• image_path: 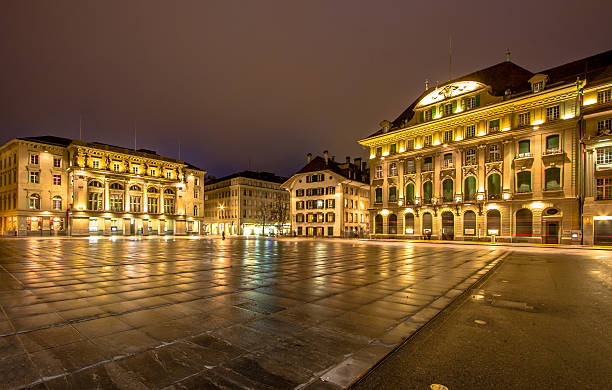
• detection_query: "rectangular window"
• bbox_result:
[533,81,544,93]
[53,174,61,185]
[194,189,199,198]
[546,134,560,153]
[53,157,61,168]
[88,192,103,211]
[406,139,414,150]
[30,154,39,165]
[546,106,560,121]
[150,169,156,176]
[375,166,383,178]
[423,156,433,171]
[193,205,198,217]
[465,125,476,138]
[465,148,477,165]
[389,186,397,202]
[148,197,159,213]
[465,97,476,110]
[424,110,432,121]
[166,171,172,179]
[596,148,612,165]
[92,160,100,169]
[597,119,612,134]
[489,144,501,161]
[444,104,453,116]
[443,153,453,168]
[489,119,500,132]
[406,159,415,173]
[132,166,139,174]
[376,147,382,157]
[598,89,612,104]
[596,178,612,200]
[327,227,334,236]
[518,112,531,127]
[444,130,453,143]
[389,163,397,176]
[110,194,124,212]
[113,163,120,172]
[518,140,531,157]
[130,196,142,212]
[52,197,62,210]
[164,198,175,214]
[390,144,397,154]
[30,171,39,183]
[424,135,432,147]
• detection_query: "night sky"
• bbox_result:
[1,1,610,177]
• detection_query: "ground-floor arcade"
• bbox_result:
[369,199,581,244]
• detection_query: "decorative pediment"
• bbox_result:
[421,171,433,182]
[416,81,485,107]
[404,174,416,183]
[462,166,478,177]
[440,168,456,180]
[485,161,503,176]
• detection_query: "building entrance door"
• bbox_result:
[544,221,559,244]
[441,211,454,240]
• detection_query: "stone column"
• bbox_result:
[143,185,148,213]
[503,140,514,192]
[104,180,110,211]
[477,145,487,193]
[160,188,165,214]
[415,157,422,201]
[455,148,462,199]
[398,159,405,201]
[124,181,129,212]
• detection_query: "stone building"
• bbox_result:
[203,171,289,236]
[0,136,205,236]
[359,50,612,244]
[282,152,370,237]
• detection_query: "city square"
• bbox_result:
[0,237,508,389]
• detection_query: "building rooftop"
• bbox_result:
[294,156,369,184]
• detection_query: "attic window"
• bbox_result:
[533,81,544,93]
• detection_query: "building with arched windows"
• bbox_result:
[0,136,205,236]
[359,50,612,244]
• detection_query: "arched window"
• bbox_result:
[464,176,477,201]
[109,182,124,190]
[486,209,501,235]
[52,196,62,210]
[405,182,415,202]
[164,188,175,195]
[147,187,159,193]
[389,186,397,202]
[487,173,501,200]
[441,211,454,239]
[545,167,561,190]
[442,179,453,202]
[129,185,142,192]
[405,213,414,234]
[29,194,40,209]
[88,180,103,188]
[423,181,433,204]
[422,212,433,232]
[516,209,533,237]
[463,210,476,235]
[517,171,531,193]
[388,214,397,234]
[375,188,383,203]
[375,214,383,234]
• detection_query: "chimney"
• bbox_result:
[332,155,336,162]
[354,157,362,169]
[307,153,312,163]
[425,79,429,90]
[505,48,511,62]
[323,150,329,164]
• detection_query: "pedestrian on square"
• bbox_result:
[222,231,225,240]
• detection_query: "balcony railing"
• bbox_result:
[423,163,433,171]
[544,148,562,155]
[442,161,454,169]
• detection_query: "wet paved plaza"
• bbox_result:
[0,237,507,389]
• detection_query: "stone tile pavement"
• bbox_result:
[0,237,507,389]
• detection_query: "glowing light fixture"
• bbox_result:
[382,151,389,156]
[563,113,575,119]
[370,154,375,159]
[583,98,597,106]
[398,147,405,153]
[502,127,510,131]
[455,135,463,141]
[532,119,544,125]
[530,201,545,209]
[433,139,441,146]
[503,193,511,200]
[381,209,390,216]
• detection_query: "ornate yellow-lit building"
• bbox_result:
[203,171,290,236]
[0,136,205,236]
[359,50,612,244]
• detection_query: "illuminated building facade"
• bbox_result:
[0,136,205,236]
[359,50,612,244]
[203,171,289,236]
[282,152,370,237]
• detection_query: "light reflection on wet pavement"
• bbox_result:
[0,237,507,389]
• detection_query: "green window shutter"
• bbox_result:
[519,140,530,154]
[461,99,466,111]
[423,181,433,201]
[406,183,414,201]
[443,179,453,201]
[432,107,436,117]
[420,111,424,122]
[465,176,476,200]
[452,101,457,113]
[517,171,531,192]
[475,95,480,107]
[546,135,559,150]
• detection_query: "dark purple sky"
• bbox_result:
[1,1,610,177]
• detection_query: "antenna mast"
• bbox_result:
[448,34,452,81]
[79,114,83,140]
[133,121,137,150]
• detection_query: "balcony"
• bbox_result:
[423,163,434,172]
[515,152,532,159]
[442,161,454,169]
[543,148,563,156]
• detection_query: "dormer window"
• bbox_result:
[444,103,453,116]
[533,81,544,93]
[424,110,432,121]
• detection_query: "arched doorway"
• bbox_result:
[375,214,383,234]
[388,214,397,234]
[486,209,501,236]
[516,209,533,239]
[441,211,454,240]
[464,210,476,237]
[422,212,433,238]
[405,213,415,234]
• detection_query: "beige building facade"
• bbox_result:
[203,171,289,236]
[359,51,612,244]
[282,152,370,237]
[0,136,205,236]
